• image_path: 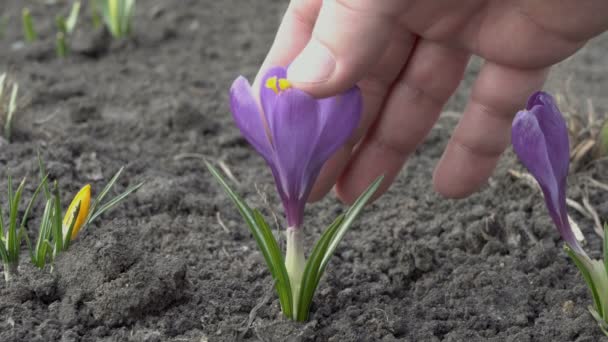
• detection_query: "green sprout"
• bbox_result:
[26,155,144,269]
[22,8,37,42]
[55,1,81,58]
[0,176,46,282]
[598,120,608,158]
[0,73,19,143]
[207,163,381,320]
[95,0,136,39]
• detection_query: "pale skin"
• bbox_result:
[255,0,608,204]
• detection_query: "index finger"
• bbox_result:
[252,0,321,91]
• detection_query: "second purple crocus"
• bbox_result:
[511,91,585,255]
[229,66,362,229]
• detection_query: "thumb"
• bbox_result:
[287,0,404,97]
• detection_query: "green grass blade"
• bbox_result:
[85,167,124,225]
[33,198,53,267]
[19,224,34,264]
[566,245,603,315]
[319,177,382,272]
[206,161,293,318]
[296,176,382,321]
[0,191,5,241]
[252,209,293,317]
[87,181,143,224]
[0,73,6,99]
[296,214,344,321]
[22,8,37,42]
[5,83,18,143]
[0,242,8,265]
[8,178,26,262]
[37,151,51,200]
[56,32,68,58]
[604,224,608,277]
[56,15,67,34]
[19,174,48,229]
[52,182,63,252]
[66,1,81,34]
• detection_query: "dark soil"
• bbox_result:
[1,1,607,341]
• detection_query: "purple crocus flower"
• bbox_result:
[512,91,584,254]
[229,66,362,228]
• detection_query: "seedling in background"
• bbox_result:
[27,155,144,269]
[0,176,46,282]
[0,73,19,143]
[210,66,381,320]
[95,0,136,39]
[512,91,608,336]
[22,8,37,42]
[55,1,81,58]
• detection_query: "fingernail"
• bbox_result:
[287,41,335,83]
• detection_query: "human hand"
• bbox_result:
[255,0,608,203]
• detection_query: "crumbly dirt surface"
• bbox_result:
[0,1,607,341]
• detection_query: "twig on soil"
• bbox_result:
[587,177,608,192]
[33,109,60,125]
[215,211,230,234]
[582,190,604,238]
[239,282,274,340]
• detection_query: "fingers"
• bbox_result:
[253,0,321,91]
[334,40,470,204]
[286,0,408,97]
[433,62,549,198]
[308,24,416,201]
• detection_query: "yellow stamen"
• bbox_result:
[63,184,91,241]
[265,76,292,94]
[278,78,291,91]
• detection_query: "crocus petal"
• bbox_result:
[512,106,583,254]
[267,89,320,227]
[259,66,287,121]
[527,92,570,189]
[63,184,91,240]
[313,86,362,164]
[230,76,273,162]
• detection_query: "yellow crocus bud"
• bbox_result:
[63,184,91,240]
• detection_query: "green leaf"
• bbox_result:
[22,8,37,42]
[5,83,18,143]
[33,198,54,268]
[206,161,293,318]
[566,245,603,316]
[87,181,143,224]
[84,167,124,226]
[65,1,81,34]
[296,213,344,321]
[56,15,67,34]
[0,242,8,265]
[37,151,51,200]
[0,73,6,99]
[604,224,608,279]
[296,176,383,321]
[8,177,26,263]
[597,120,608,158]
[52,182,63,253]
[19,174,48,229]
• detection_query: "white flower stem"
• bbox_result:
[285,226,306,315]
